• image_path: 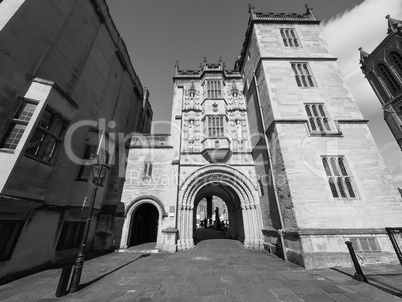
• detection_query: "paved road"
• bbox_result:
[0,239,401,301]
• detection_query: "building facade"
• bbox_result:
[0,0,152,279]
[120,59,264,253]
[239,5,402,268]
[121,6,402,269]
[359,15,402,150]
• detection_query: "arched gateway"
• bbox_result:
[120,197,165,249]
[177,165,264,251]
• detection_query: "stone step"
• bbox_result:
[116,248,159,254]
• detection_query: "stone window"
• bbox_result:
[0,220,24,261]
[291,63,314,88]
[206,80,222,99]
[376,62,401,96]
[76,145,97,180]
[56,221,85,250]
[0,101,37,150]
[368,72,388,104]
[389,51,402,78]
[349,237,380,252]
[207,116,224,137]
[305,104,331,133]
[280,29,299,47]
[25,106,68,163]
[322,156,356,198]
[143,162,153,177]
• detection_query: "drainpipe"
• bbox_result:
[174,85,184,235]
[253,74,288,261]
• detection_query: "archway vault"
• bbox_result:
[120,196,165,249]
[177,165,264,251]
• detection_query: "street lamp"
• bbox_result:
[69,157,110,293]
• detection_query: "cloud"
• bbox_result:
[321,0,402,117]
[320,0,402,188]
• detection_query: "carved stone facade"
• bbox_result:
[360,15,402,150]
[120,60,264,254]
[239,5,402,268]
[121,6,402,269]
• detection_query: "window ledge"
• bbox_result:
[0,148,15,154]
[309,131,343,137]
[23,154,54,167]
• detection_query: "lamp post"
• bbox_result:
[69,160,110,293]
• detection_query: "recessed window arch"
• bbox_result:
[322,156,357,198]
[389,51,402,79]
[376,62,401,97]
[280,28,299,47]
[367,71,388,103]
[291,63,314,88]
[305,104,332,133]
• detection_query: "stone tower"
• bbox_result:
[238,5,402,268]
[359,15,402,150]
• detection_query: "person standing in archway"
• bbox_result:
[220,220,227,238]
[215,207,221,230]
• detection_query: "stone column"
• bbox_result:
[206,196,213,218]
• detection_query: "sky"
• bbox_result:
[106,0,402,188]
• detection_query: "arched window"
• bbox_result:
[368,72,388,103]
[377,63,401,96]
[291,63,315,88]
[345,177,356,198]
[389,51,402,77]
[305,105,312,117]
[329,178,338,198]
[338,158,347,176]
[337,178,347,198]
[323,118,331,131]
[330,158,339,176]
[309,118,317,131]
[322,158,331,176]
[280,28,299,47]
[312,105,319,116]
[319,105,326,117]
[317,118,324,131]
[322,156,357,198]
[305,104,332,133]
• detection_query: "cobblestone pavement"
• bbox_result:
[0,239,401,302]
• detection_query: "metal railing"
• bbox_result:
[345,241,368,282]
[385,227,402,266]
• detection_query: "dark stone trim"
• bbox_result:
[162,228,178,234]
[129,146,173,149]
[260,57,337,62]
[263,227,388,238]
[337,119,369,124]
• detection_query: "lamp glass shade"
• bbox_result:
[91,164,110,184]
